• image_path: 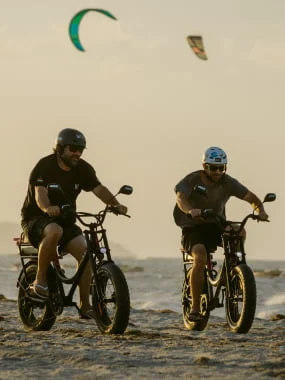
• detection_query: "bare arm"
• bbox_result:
[92,184,127,214]
[243,191,268,219]
[35,186,60,217]
[176,192,201,218]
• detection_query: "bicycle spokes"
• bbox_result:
[229,274,244,322]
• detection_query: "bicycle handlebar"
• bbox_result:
[60,205,131,228]
[198,208,269,234]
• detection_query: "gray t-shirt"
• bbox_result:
[173,170,248,227]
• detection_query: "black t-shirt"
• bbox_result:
[21,154,101,221]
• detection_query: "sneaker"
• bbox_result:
[188,312,202,322]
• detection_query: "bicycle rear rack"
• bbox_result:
[14,234,38,259]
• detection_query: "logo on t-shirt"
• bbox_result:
[35,178,44,186]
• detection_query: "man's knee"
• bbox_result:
[191,244,207,267]
[42,223,63,242]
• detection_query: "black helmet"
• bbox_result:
[56,129,86,149]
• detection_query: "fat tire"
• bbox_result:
[225,263,256,333]
[182,268,210,331]
[92,262,130,334]
[18,263,56,331]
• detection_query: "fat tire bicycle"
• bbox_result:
[181,191,276,333]
[16,185,133,334]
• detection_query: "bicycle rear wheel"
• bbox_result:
[182,268,210,331]
[91,262,130,334]
[18,263,56,331]
[225,263,256,333]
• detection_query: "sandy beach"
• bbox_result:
[0,296,284,379]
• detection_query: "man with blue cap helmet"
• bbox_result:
[173,147,269,321]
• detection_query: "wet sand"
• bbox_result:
[0,297,284,379]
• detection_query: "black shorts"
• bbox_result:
[181,223,222,254]
[21,216,82,249]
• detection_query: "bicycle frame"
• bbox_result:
[16,210,115,310]
[181,220,251,313]
[51,210,117,310]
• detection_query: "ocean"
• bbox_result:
[1,253,285,320]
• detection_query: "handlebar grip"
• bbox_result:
[187,209,215,218]
[61,204,71,212]
[202,209,215,218]
[257,217,270,223]
[109,206,119,215]
[60,204,76,219]
[61,204,73,214]
[251,214,270,222]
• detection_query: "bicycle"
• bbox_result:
[16,184,133,334]
[181,189,276,333]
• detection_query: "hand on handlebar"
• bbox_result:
[188,208,216,219]
[117,204,128,215]
[109,204,130,218]
[188,209,202,218]
[257,210,269,221]
[45,205,61,217]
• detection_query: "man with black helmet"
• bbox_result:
[21,128,128,318]
[173,147,269,322]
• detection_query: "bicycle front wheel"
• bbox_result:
[91,262,130,334]
[225,263,256,333]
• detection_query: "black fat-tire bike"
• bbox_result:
[16,185,133,334]
[181,190,276,333]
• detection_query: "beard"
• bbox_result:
[60,153,80,168]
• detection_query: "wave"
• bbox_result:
[264,293,285,306]
[254,269,285,277]
[0,266,18,272]
[119,264,144,273]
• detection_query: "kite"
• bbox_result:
[69,8,117,52]
[186,36,208,61]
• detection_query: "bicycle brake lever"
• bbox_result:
[114,210,131,218]
[109,206,130,218]
[253,214,270,223]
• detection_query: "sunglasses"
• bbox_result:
[68,145,84,153]
[206,164,226,172]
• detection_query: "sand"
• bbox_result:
[0,297,284,379]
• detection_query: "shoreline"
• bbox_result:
[1,297,285,379]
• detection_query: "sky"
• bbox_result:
[0,0,284,259]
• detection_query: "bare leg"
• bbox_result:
[35,223,63,286]
[190,244,207,314]
[64,235,90,310]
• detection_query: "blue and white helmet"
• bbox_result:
[202,147,227,164]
